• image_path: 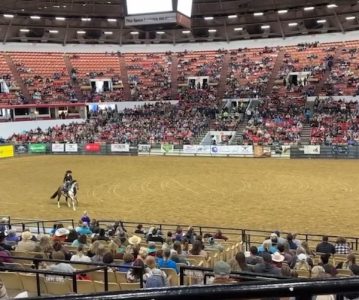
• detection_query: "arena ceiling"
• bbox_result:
[0,0,358,44]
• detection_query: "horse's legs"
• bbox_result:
[57,194,61,208]
[66,196,71,207]
[72,198,76,211]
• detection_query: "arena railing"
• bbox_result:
[10,219,75,235]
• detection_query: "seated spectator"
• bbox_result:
[337,253,359,275]
[0,233,14,251]
[253,252,282,276]
[246,246,263,265]
[258,240,277,255]
[319,253,337,277]
[211,261,237,285]
[70,245,91,263]
[229,252,252,272]
[128,235,142,247]
[316,236,335,254]
[65,228,78,243]
[144,256,168,288]
[213,230,228,241]
[46,251,76,282]
[91,243,107,263]
[147,228,164,244]
[80,211,91,226]
[76,222,92,236]
[52,228,70,243]
[294,253,311,271]
[135,224,145,235]
[286,233,298,250]
[72,234,88,248]
[4,230,19,248]
[127,258,145,283]
[92,228,109,242]
[205,237,224,252]
[118,253,134,272]
[16,231,37,252]
[189,240,207,258]
[157,248,177,273]
[38,235,53,255]
[335,237,351,254]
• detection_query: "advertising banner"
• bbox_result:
[210,145,253,155]
[125,12,177,26]
[0,145,14,158]
[183,145,211,154]
[138,144,151,153]
[304,145,320,155]
[14,144,28,154]
[84,143,101,152]
[51,144,65,153]
[65,144,78,153]
[111,144,130,152]
[29,143,46,153]
[161,144,174,153]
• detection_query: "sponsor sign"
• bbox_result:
[210,145,253,155]
[331,145,349,156]
[125,12,177,26]
[29,143,46,153]
[14,144,28,154]
[111,144,130,152]
[0,145,14,158]
[161,144,174,153]
[51,144,65,153]
[65,144,78,153]
[304,145,320,155]
[183,145,211,154]
[138,144,151,153]
[85,143,101,153]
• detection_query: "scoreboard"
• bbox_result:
[125,0,192,28]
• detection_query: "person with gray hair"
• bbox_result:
[211,261,237,285]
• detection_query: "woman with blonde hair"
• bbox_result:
[70,245,91,263]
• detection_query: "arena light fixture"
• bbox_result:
[204,16,214,20]
[3,14,14,18]
[304,6,315,11]
[30,16,41,19]
[208,29,217,33]
[55,17,66,21]
[49,30,59,34]
[278,10,288,14]
[346,16,356,20]
[261,25,270,29]
[77,30,86,34]
[182,30,191,34]
[20,29,30,32]
[130,31,139,35]
[234,27,243,31]
[227,15,237,19]
[81,18,91,21]
[253,12,264,16]
[107,18,117,22]
[104,31,113,35]
[327,4,338,8]
[156,31,165,35]
[317,19,327,23]
[288,22,298,27]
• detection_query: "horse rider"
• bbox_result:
[63,170,73,193]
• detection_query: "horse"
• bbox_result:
[50,180,79,211]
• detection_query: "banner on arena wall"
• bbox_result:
[51,144,65,153]
[210,145,253,155]
[183,145,211,154]
[254,146,271,158]
[111,144,130,152]
[14,144,28,154]
[29,143,46,153]
[125,12,177,26]
[138,144,151,153]
[84,143,101,152]
[161,144,174,153]
[0,145,14,158]
[65,144,78,153]
[304,145,320,155]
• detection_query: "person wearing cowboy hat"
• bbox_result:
[63,170,73,193]
[52,228,70,243]
[16,231,37,252]
[253,252,282,276]
[128,235,142,246]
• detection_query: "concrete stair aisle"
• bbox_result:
[63,55,83,101]
[3,53,31,102]
[217,52,230,99]
[192,129,210,145]
[264,48,285,96]
[230,122,247,145]
[314,46,344,95]
[118,55,131,100]
[301,124,312,145]
[171,53,178,99]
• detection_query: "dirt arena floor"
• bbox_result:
[1,155,359,237]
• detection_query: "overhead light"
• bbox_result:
[49,30,59,34]
[3,14,14,18]
[30,16,41,19]
[288,22,298,27]
[234,27,243,31]
[346,16,356,20]
[228,15,237,19]
[77,30,86,34]
[317,19,327,23]
[182,30,191,34]
[254,12,263,16]
[208,29,217,33]
[304,6,315,11]
[204,16,214,20]
[107,18,116,22]
[156,31,165,35]
[327,4,338,8]
[55,17,66,21]
[130,31,139,35]
[81,18,91,21]
[104,31,113,35]
[278,10,288,14]
[20,29,30,32]
[261,25,270,29]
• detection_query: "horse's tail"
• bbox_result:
[50,188,59,199]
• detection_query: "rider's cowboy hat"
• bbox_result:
[55,228,70,237]
[66,170,72,173]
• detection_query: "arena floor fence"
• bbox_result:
[2,142,359,159]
